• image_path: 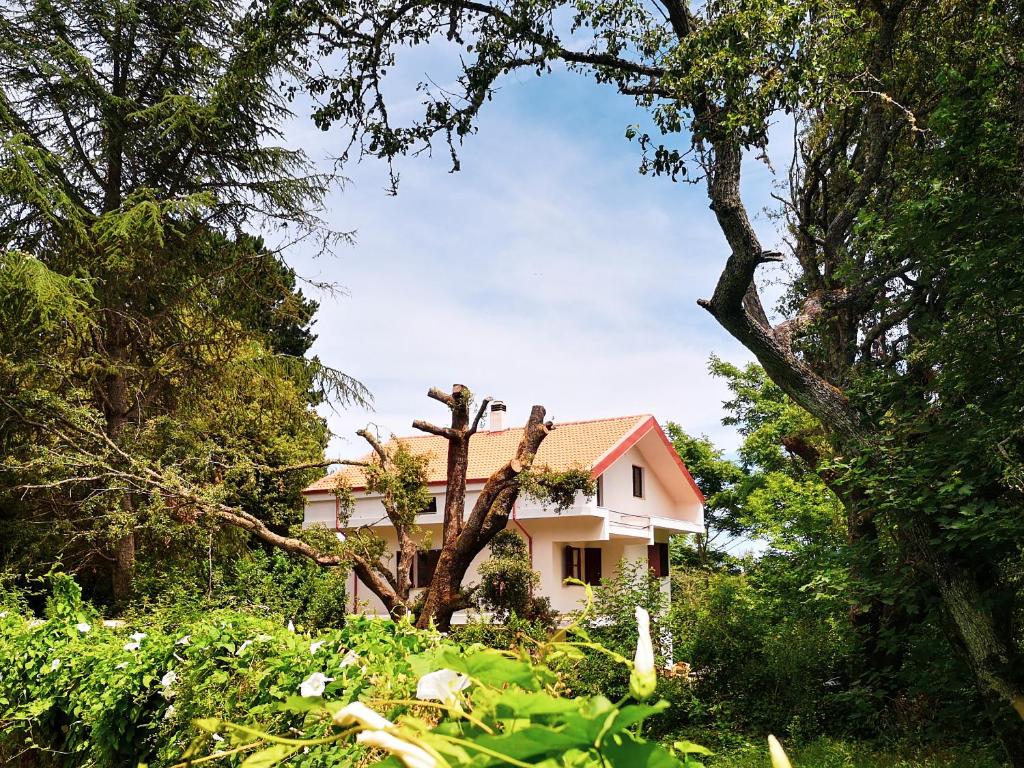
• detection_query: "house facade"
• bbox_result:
[302,405,705,621]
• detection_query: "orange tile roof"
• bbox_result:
[303,415,651,492]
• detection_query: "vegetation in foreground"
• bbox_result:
[1,574,1004,768]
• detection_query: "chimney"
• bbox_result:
[489,400,506,431]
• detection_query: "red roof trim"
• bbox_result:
[650,420,706,504]
[590,416,656,479]
[589,416,705,504]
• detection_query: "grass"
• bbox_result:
[703,737,1007,768]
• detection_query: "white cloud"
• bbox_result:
[282,68,791,459]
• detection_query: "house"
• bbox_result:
[302,403,705,620]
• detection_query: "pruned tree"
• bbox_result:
[340,384,592,630]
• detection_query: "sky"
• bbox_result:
[281,55,791,462]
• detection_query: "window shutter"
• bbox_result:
[417,550,440,588]
[563,546,577,581]
[596,475,604,507]
[584,548,602,585]
[648,543,669,578]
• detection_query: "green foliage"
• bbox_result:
[0,575,429,767]
[363,441,434,527]
[477,530,556,626]
[706,737,1006,768]
[669,563,856,737]
[214,550,349,631]
[519,466,597,512]
[0,0,363,606]
[184,604,710,768]
[0,574,720,768]
[559,561,668,704]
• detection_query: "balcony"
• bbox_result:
[605,508,652,540]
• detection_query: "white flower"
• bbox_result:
[768,735,793,768]
[416,669,471,707]
[76,622,91,633]
[0,611,8,619]
[130,632,146,643]
[339,650,360,668]
[235,639,253,656]
[309,640,326,655]
[299,672,334,697]
[50,659,61,671]
[123,641,140,652]
[175,634,191,646]
[629,606,657,701]
[102,619,125,629]
[332,701,393,730]
[212,733,224,743]
[161,670,178,687]
[357,730,436,768]
[28,619,45,628]
[164,705,176,720]
[287,620,295,632]
[115,662,129,669]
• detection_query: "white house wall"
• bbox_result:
[601,444,674,518]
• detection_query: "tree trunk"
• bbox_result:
[102,357,137,604]
[112,529,135,604]
[900,517,1024,763]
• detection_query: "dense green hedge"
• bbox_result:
[0,576,434,767]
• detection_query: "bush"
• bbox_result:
[555,561,674,708]
[0,574,723,768]
[0,574,432,767]
[668,559,855,737]
[477,530,557,627]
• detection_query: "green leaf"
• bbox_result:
[193,718,221,733]
[240,744,297,768]
[490,690,580,717]
[601,732,686,768]
[673,741,713,756]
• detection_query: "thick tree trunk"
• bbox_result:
[901,517,1024,763]
[112,529,135,604]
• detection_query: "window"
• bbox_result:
[419,497,438,515]
[647,542,669,578]
[595,475,604,507]
[563,546,602,585]
[416,549,441,588]
[632,465,645,498]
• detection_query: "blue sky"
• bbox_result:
[282,58,790,461]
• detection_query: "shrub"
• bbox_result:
[477,530,557,627]
[668,560,854,736]
[0,574,432,767]
[558,560,668,703]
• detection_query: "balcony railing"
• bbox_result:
[607,509,650,530]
